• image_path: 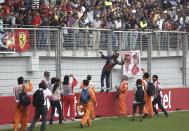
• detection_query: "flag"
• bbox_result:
[1,31,15,51]
[120,50,141,77]
[15,29,30,52]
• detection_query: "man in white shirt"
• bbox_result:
[28,82,53,131]
[115,17,122,30]
[87,8,94,24]
[156,15,165,31]
[93,16,101,28]
[43,71,51,90]
[92,16,101,50]
[114,17,122,47]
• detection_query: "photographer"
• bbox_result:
[49,78,62,125]
[100,50,125,93]
[61,75,77,121]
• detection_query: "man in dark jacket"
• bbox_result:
[100,51,125,93]
[152,75,168,117]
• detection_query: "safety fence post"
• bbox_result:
[183,33,188,86]
[56,29,62,79]
[108,30,113,90]
[147,32,152,78]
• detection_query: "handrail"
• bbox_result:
[3,24,188,33]
[2,27,59,31]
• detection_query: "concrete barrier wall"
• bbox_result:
[0,87,189,125]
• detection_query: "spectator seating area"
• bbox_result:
[0,0,188,31]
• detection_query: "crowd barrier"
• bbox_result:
[0,27,188,55]
[0,87,189,125]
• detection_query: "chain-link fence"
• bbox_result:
[0,27,188,95]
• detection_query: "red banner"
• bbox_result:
[0,87,189,125]
[14,29,30,52]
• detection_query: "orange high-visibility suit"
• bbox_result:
[142,79,154,117]
[80,82,96,119]
[80,87,97,128]
[13,81,33,131]
[118,81,128,116]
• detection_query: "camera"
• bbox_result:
[24,80,29,84]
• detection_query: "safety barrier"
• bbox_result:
[0,27,188,95]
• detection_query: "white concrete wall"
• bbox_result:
[186,54,189,86]
[0,55,185,95]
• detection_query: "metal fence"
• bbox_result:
[59,28,188,55]
[1,27,187,55]
[0,27,188,95]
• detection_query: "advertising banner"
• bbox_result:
[0,88,189,125]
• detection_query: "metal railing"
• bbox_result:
[0,27,188,56]
[0,27,189,95]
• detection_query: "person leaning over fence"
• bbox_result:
[49,77,63,125]
[61,74,77,121]
[100,50,125,93]
[116,75,128,117]
[13,76,33,131]
[132,79,146,122]
[152,75,168,117]
[79,80,97,128]
[27,81,53,131]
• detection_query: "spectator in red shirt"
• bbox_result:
[62,3,72,14]
[32,11,41,27]
[2,4,11,17]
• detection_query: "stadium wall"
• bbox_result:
[0,55,186,95]
[0,54,189,125]
[0,88,189,125]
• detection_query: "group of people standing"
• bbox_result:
[116,72,168,122]
[99,50,168,122]
[13,70,97,131]
[12,51,168,131]
[29,72,79,131]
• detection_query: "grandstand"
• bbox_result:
[0,0,189,129]
[0,0,188,31]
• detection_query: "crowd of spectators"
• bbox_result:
[0,0,189,31]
